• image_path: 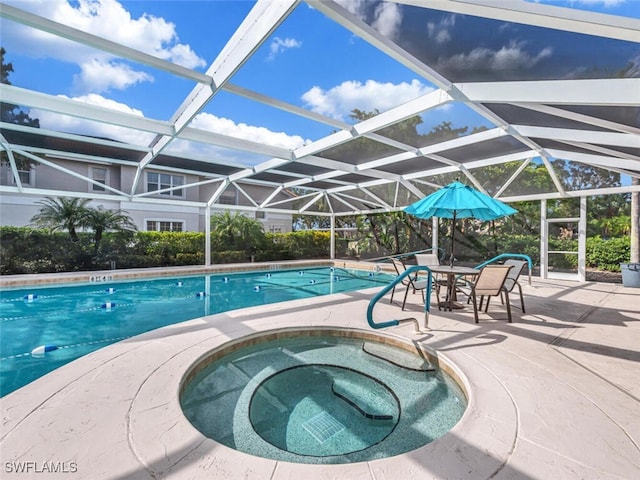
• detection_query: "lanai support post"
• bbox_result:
[330,215,335,260]
[432,217,438,257]
[205,204,211,266]
[540,199,547,279]
[578,196,587,282]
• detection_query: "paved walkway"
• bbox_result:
[1,277,639,479]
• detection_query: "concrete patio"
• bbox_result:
[1,275,639,479]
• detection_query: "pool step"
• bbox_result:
[227,363,288,413]
[362,342,435,372]
[331,380,394,420]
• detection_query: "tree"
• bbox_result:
[420,121,468,146]
[210,211,266,254]
[31,197,91,242]
[1,48,39,127]
[1,48,39,171]
[85,207,136,250]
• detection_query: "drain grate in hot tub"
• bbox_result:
[302,411,344,443]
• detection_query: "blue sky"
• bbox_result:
[1,0,638,165]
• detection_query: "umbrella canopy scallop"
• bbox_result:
[404,181,518,221]
[404,181,518,266]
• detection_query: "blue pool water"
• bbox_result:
[0,267,392,396]
[181,334,467,464]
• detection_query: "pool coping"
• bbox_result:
[126,323,515,479]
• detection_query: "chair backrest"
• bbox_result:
[502,259,527,292]
[473,265,512,296]
[390,258,411,286]
[415,253,440,266]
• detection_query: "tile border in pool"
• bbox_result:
[0,259,393,288]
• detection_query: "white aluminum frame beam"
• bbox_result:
[457,79,640,106]
[0,84,173,135]
[0,2,212,84]
[399,0,640,42]
[513,126,640,148]
[510,103,640,136]
[130,0,300,194]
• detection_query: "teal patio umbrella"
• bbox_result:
[404,181,518,266]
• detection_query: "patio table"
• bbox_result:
[428,265,480,311]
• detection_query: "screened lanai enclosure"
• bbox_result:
[0,0,639,278]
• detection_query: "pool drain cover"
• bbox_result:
[302,411,344,443]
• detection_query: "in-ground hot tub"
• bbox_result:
[180,329,468,464]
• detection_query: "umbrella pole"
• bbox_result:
[450,210,456,267]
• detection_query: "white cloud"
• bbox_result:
[427,15,456,45]
[371,2,402,39]
[267,37,302,61]
[333,0,367,17]
[30,94,156,145]
[4,0,206,93]
[73,59,153,94]
[30,95,308,165]
[166,113,311,166]
[51,0,205,68]
[301,79,434,121]
[437,42,553,73]
[66,93,145,114]
[334,0,403,39]
[190,113,308,150]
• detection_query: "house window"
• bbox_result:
[147,172,184,197]
[8,167,34,186]
[255,211,266,219]
[146,220,184,232]
[219,194,236,205]
[269,224,283,233]
[91,167,108,192]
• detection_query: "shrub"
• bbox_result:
[586,236,630,271]
[3,224,628,275]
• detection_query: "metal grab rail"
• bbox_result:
[474,253,534,285]
[366,265,433,333]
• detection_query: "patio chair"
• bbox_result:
[501,259,527,313]
[415,253,448,309]
[415,253,440,266]
[467,265,514,323]
[389,257,429,311]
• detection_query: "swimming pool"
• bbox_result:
[180,330,467,464]
[0,267,392,396]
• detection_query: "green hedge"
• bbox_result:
[0,226,628,275]
[0,227,94,274]
[0,227,344,274]
[586,236,630,271]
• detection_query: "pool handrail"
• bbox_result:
[474,253,533,285]
[366,265,433,332]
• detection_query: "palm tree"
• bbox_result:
[31,197,90,242]
[85,207,137,250]
[210,211,265,253]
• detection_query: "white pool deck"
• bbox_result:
[1,269,639,479]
